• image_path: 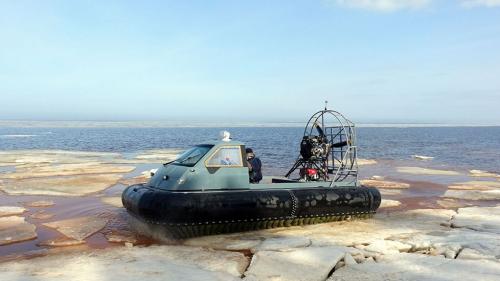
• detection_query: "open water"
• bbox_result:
[1,126,499,173]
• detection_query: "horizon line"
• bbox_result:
[0,120,499,128]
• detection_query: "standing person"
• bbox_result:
[246,148,262,183]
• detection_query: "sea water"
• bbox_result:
[1,126,499,173]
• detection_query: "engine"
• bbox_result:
[300,136,331,160]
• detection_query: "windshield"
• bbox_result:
[172,145,213,167]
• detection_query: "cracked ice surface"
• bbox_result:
[451,206,500,234]
[0,245,247,281]
[329,252,500,281]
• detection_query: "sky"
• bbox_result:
[0,0,499,124]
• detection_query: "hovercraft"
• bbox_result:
[122,106,381,239]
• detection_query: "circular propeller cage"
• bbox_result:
[286,108,358,185]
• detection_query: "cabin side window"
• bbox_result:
[205,146,243,167]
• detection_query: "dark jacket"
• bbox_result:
[248,157,262,183]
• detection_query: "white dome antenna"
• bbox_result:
[220,131,231,142]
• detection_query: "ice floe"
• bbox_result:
[436,199,469,209]
[0,134,37,138]
[329,252,500,281]
[22,200,55,208]
[357,159,377,165]
[451,205,500,234]
[397,166,460,176]
[0,216,37,245]
[0,245,246,281]
[379,189,403,196]
[469,170,499,178]
[100,197,123,208]
[37,238,86,247]
[360,179,410,189]
[30,211,55,220]
[0,163,135,179]
[380,199,401,208]
[448,181,500,190]
[134,149,181,162]
[413,155,434,160]
[0,206,26,217]
[443,189,500,201]
[43,216,108,241]
[359,239,412,254]
[105,232,137,244]
[0,174,123,196]
[245,246,346,281]
[119,174,150,186]
[252,236,311,252]
[184,234,262,251]
[0,150,121,165]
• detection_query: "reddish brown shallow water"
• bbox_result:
[0,186,156,259]
[375,176,500,212]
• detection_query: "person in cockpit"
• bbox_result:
[246,148,262,183]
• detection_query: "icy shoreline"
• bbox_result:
[0,149,499,280]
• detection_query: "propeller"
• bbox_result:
[315,120,348,147]
[313,121,325,137]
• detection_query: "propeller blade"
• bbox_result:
[332,140,348,148]
[314,121,325,136]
